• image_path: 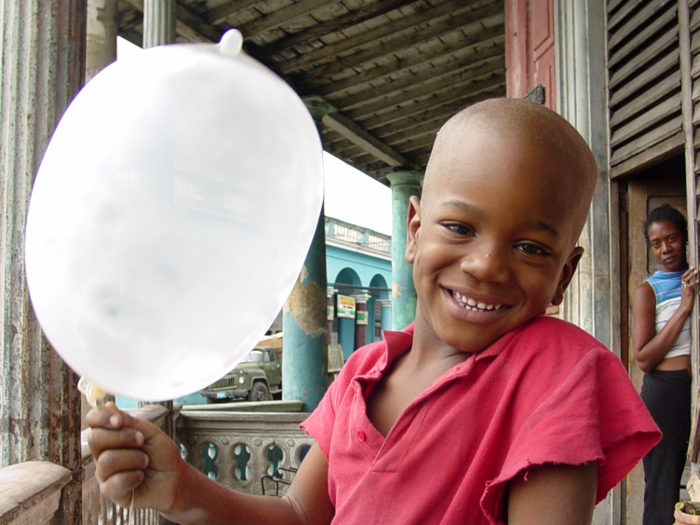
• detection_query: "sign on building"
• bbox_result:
[336,294,356,318]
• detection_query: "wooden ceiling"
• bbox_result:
[118,0,506,184]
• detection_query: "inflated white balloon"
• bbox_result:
[25,30,324,401]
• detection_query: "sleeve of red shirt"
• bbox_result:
[481,346,661,518]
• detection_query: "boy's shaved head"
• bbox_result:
[423,98,598,249]
[405,98,599,352]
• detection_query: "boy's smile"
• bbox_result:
[405,106,594,356]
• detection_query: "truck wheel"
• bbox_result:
[248,382,269,401]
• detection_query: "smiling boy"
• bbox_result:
[88,99,660,525]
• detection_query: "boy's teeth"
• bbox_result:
[452,290,501,312]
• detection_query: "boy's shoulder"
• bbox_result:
[515,315,601,344]
[487,315,613,369]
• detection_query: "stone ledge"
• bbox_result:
[0,461,71,524]
[181,400,305,413]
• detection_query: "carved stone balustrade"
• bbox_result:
[177,402,313,496]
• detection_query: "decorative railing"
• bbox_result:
[325,216,391,255]
[0,403,308,523]
[177,403,313,497]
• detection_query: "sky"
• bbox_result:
[116,38,393,236]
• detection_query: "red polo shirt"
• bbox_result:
[302,316,660,525]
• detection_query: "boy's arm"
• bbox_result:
[88,404,334,525]
[161,444,334,525]
[507,462,597,525]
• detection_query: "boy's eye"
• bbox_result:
[516,243,548,256]
[444,223,473,236]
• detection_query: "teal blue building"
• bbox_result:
[325,217,392,362]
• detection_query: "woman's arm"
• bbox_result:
[632,268,697,373]
[507,462,597,525]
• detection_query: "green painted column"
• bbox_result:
[282,98,331,411]
[387,171,422,331]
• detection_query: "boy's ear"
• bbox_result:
[404,196,422,264]
[551,247,584,306]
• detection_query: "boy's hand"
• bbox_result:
[87,402,184,512]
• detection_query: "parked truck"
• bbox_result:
[202,346,281,402]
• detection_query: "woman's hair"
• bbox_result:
[644,204,688,245]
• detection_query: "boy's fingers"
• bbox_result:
[86,402,139,430]
[88,427,145,458]
[95,448,149,484]
[99,469,145,507]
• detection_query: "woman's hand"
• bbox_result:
[679,266,698,314]
[86,402,185,512]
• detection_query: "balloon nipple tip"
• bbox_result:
[219,29,244,57]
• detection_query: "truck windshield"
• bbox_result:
[242,350,264,363]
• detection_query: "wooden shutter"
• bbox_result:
[607,0,684,177]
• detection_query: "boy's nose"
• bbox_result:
[458,244,510,284]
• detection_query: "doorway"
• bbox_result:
[620,153,687,524]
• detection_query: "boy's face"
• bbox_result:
[405,131,585,354]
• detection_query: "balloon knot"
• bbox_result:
[219,29,244,57]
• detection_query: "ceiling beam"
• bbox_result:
[297,4,504,82]
[252,0,410,60]
[205,0,260,25]
[345,71,505,121]
[306,27,505,96]
[322,112,420,169]
[238,0,336,39]
[358,85,504,134]
[275,0,481,75]
[331,46,504,110]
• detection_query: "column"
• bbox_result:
[282,98,331,411]
[143,0,176,48]
[352,293,371,350]
[377,299,393,334]
[0,0,86,521]
[86,0,118,82]
[82,0,119,429]
[386,171,422,330]
[137,0,176,447]
[327,287,336,345]
[555,2,614,523]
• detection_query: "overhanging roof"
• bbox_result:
[118,0,506,184]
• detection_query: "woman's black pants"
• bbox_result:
[641,368,691,525]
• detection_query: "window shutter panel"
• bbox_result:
[607,0,683,177]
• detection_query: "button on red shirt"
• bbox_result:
[357,430,366,442]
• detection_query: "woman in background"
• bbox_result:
[633,204,697,525]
